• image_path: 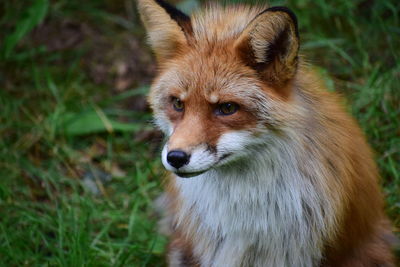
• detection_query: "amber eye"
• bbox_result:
[172,97,184,111]
[217,102,239,116]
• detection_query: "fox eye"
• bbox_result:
[217,102,239,116]
[172,97,184,112]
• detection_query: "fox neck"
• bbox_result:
[173,138,338,266]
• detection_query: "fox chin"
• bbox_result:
[138,0,397,266]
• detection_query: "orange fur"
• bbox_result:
[294,69,396,265]
[138,1,396,266]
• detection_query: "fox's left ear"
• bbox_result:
[234,7,299,88]
[137,0,192,62]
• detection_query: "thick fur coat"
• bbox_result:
[137,0,396,266]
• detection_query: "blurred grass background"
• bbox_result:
[0,0,399,265]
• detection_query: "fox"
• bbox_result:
[137,0,396,266]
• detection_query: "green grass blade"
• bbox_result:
[2,0,49,59]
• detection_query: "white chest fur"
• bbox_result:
[174,147,336,267]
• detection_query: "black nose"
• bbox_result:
[167,150,190,169]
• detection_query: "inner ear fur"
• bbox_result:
[235,7,300,89]
[137,0,193,61]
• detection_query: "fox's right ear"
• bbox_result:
[137,0,192,62]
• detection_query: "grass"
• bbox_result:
[0,0,399,265]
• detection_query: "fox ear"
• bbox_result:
[234,7,299,88]
[137,0,193,61]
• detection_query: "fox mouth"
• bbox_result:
[175,170,208,178]
[174,153,234,178]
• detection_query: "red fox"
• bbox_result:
[137,0,396,266]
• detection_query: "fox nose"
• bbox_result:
[167,150,190,169]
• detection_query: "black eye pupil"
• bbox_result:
[173,98,184,111]
[223,104,231,112]
[219,102,237,115]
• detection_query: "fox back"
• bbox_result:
[138,1,396,266]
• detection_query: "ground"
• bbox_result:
[0,0,399,265]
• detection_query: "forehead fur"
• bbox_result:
[191,4,266,42]
[157,47,263,102]
[151,3,281,95]
[153,4,270,97]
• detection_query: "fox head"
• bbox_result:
[138,0,300,177]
